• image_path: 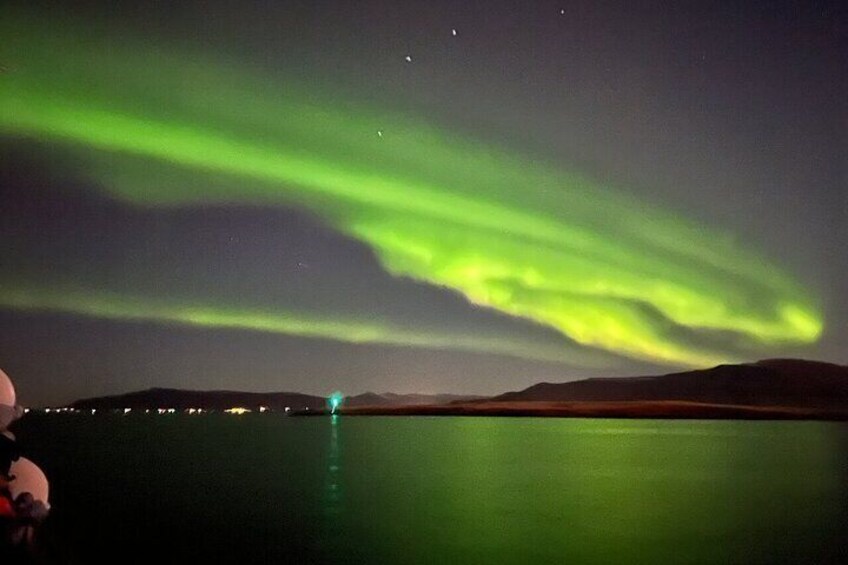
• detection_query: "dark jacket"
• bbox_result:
[0,434,21,478]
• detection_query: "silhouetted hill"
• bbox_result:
[70,388,325,411]
[69,388,481,412]
[68,359,848,420]
[493,359,848,410]
[345,392,484,407]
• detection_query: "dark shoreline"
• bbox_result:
[295,400,848,421]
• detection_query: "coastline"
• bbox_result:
[295,400,848,421]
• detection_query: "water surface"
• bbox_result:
[15,415,848,563]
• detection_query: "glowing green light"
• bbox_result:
[0,283,606,365]
[0,9,824,368]
[328,391,344,415]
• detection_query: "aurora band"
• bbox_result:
[0,10,822,368]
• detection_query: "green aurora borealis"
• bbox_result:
[0,11,823,369]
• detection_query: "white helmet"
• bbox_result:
[0,368,14,408]
[0,368,23,430]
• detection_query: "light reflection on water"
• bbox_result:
[324,414,342,515]
[312,418,848,564]
[14,415,848,564]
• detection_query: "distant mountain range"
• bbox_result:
[492,359,848,409]
[344,392,485,407]
[66,359,848,420]
[326,359,848,420]
[69,388,482,412]
[71,388,324,412]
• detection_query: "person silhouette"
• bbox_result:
[0,370,49,562]
[0,432,21,481]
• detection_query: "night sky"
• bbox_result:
[1,1,845,406]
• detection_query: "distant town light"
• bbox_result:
[224,407,251,415]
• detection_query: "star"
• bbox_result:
[377,130,383,137]
[451,29,457,36]
[405,55,412,63]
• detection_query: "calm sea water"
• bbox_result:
[13,415,848,564]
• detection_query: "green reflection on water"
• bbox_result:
[325,418,847,564]
[14,415,848,564]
